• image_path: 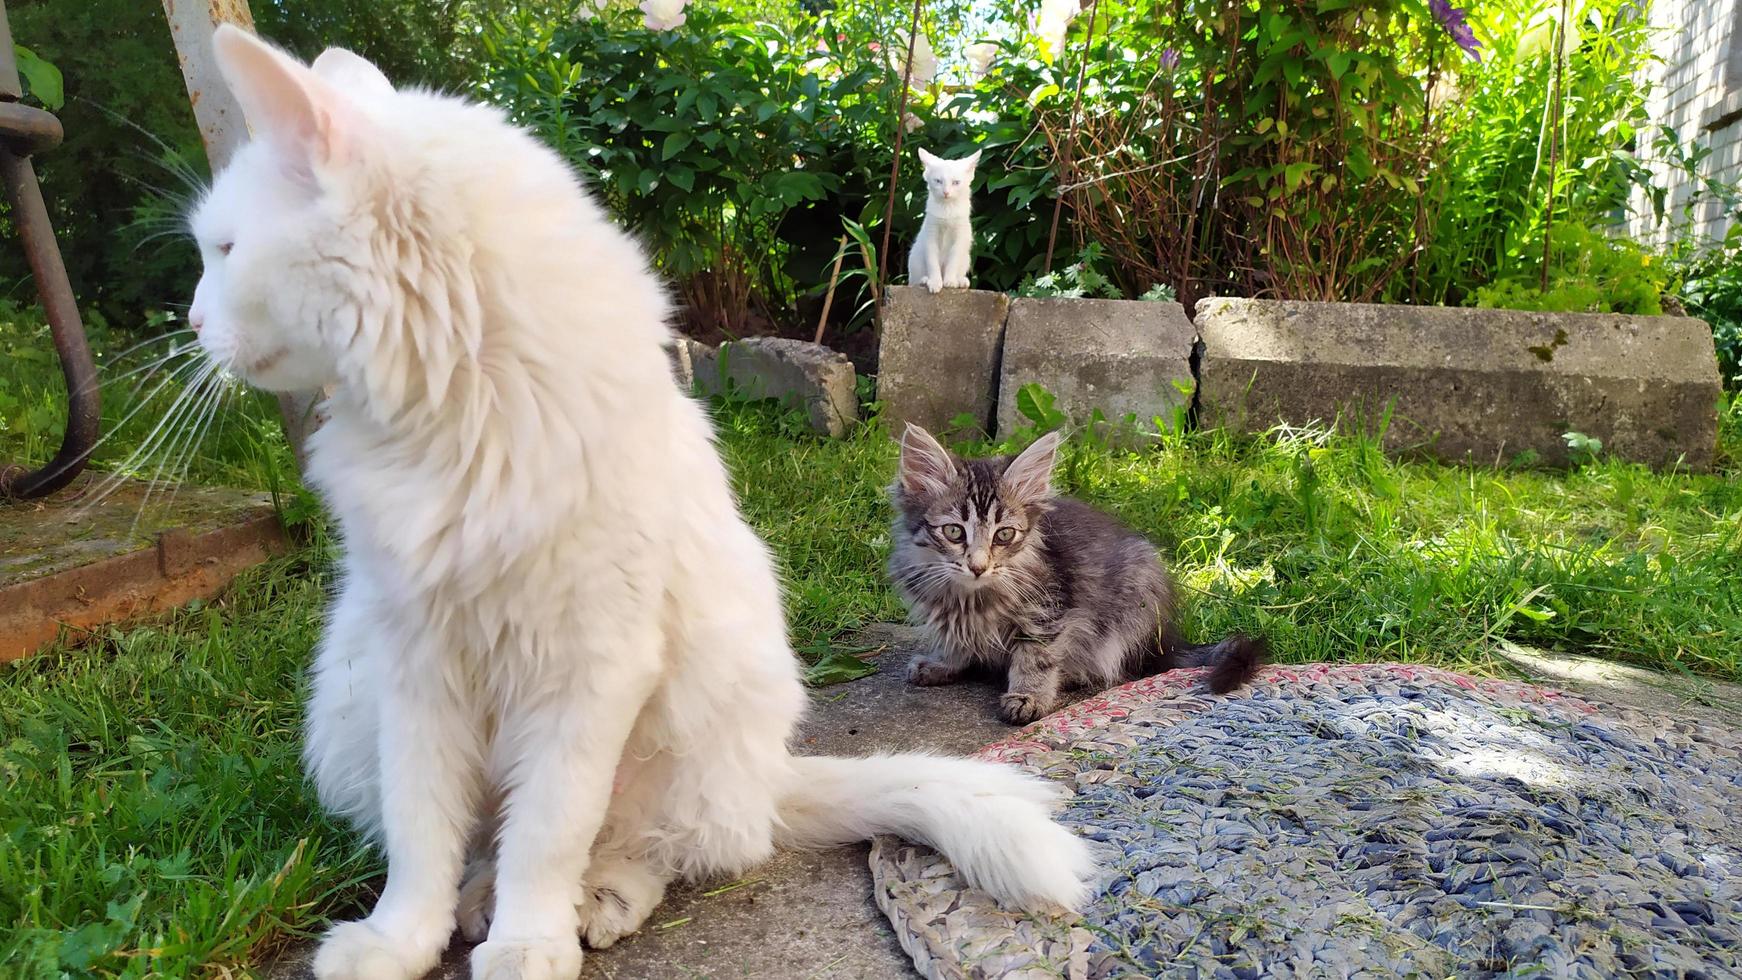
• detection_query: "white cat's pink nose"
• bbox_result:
[190,310,205,334]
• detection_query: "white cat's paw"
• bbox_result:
[457,861,496,943]
[471,937,584,980]
[313,920,440,980]
[577,867,665,949]
[922,277,942,294]
[946,276,971,289]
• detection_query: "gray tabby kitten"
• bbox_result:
[889,424,1264,724]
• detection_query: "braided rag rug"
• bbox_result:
[868,663,1742,979]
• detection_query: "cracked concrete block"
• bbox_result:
[1196,298,1722,470]
[666,337,708,391]
[877,286,1011,437]
[692,337,859,438]
[994,297,1196,439]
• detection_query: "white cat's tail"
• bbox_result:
[775,753,1095,911]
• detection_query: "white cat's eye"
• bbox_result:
[939,524,965,543]
[216,242,234,256]
[993,527,1016,544]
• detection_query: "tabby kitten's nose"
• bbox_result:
[968,560,988,577]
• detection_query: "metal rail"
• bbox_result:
[0,0,99,500]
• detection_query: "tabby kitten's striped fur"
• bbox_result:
[889,424,1263,724]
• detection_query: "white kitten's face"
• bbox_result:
[189,147,349,392]
[918,149,981,203]
[186,32,388,393]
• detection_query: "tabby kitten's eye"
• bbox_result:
[939,524,965,543]
[993,527,1017,544]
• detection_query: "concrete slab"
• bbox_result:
[1495,641,1742,729]
[692,338,859,438]
[1,473,288,661]
[263,624,1057,980]
[877,287,1010,438]
[1195,299,1723,469]
[995,297,1195,440]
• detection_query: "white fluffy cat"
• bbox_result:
[907,147,981,293]
[188,27,1091,980]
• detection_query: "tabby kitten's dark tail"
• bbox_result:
[1157,634,1267,694]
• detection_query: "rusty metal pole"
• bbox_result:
[162,0,325,470]
[876,0,926,332]
[0,1,101,499]
[1043,0,1104,274]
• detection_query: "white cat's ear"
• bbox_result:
[898,423,957,497]
[916,147,940,169]
[311,47,394,100]
[213,24,358,180]
[963,149,982,168]
[1003,430,1062,501]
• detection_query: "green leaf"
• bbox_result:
[666,166,695,192]
[14,44,63,111]
[803,650,879,687]
[1326,51,1351,80]
[662,132,692,160]
[1015,382,1061,427]
[1284,162,1317,191]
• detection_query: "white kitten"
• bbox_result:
[189,28,1091,980]
[907,147,981,293]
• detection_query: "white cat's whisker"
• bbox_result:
[36,356,209,493]
[78,360,219,515]
[137,365,225,510]
[148,376,231,529]
[103,328,197,366]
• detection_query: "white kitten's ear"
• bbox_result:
[311,47,394,100]
[916,147,940,169]
[213,24,356,180]
[963,149,982,168]
[1003,430,1062,501]
[898,423,957,497]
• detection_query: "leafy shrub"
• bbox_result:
[1677,241,1742,387]
[1474,223,1672,315]
[1416,0,1657,305]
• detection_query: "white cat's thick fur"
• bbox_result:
[188,27,1092,980]
[907,147,980,293]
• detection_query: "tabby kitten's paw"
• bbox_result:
[999,691,1051,724]
[906,656,961,686]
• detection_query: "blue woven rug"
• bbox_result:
[870,663,1742,979]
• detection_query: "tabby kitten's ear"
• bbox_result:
[899,423,957,497]
[1002,430,1063,502]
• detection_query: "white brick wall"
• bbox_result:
[1628,0,1742,246]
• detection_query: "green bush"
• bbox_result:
[1677,242,1742,387]
[1474,223,1672,315]
[1416,0,1657,305]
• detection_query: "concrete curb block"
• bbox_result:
[1196,299,1722,470]
[689,336,860,438]
[873,292,1722,470]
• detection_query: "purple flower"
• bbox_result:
[1160,48,1181,70]
[1430,0,1482,61]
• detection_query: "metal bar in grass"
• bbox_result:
[1043,0,1104,274]
[875,0,926,330]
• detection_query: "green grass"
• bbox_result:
[3,307,1741,975]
